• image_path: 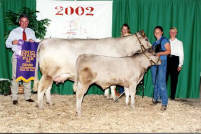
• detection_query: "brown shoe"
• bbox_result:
[26,99,34,102]
[161,105,167,111]
[13,100,18,105]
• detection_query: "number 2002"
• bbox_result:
[55,6,94,16]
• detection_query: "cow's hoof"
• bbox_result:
[104,93,109,97]
[35,103,39,108]
[76,111,81,117]
[105,96,110,99]
[109,95,115,99]
[112,97,117,101]
[46,102,54,106]
[131,105,135,109]
[36,103,44,109]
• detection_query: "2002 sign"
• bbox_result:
[55,6,94,16]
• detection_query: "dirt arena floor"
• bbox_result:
[0,94,201,133]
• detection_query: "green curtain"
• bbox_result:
[112,0,201,98]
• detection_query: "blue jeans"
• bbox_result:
[119,86,124,94]
[151,60,168,106]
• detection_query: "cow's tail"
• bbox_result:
[33,41,42,91]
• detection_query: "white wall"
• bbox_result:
[36,0,112,39]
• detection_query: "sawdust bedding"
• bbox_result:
[0,94,201,133]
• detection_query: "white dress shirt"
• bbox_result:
[169,38,184,67]
[6,27,36,54]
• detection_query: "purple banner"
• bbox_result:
[16,40,39,82]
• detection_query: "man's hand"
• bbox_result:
[177,66,182,72]
[29,39,34,42]
[12,40,18,45]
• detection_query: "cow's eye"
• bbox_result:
[145,38,149,41]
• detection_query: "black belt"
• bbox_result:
[168,55,179,58]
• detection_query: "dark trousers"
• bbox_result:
[166,55,180,99]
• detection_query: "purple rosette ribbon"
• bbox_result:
[15,39,24,57]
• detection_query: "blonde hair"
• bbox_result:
[170,27,178,33]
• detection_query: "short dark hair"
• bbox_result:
[154,25,163,32]
[121,23,131,33]
[122,23,130,30]
[19,14,29,21]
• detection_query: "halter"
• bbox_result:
[135,33,159,65]
[142,51,159,65]
[135,33,146,52]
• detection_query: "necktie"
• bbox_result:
[23,29,27,41]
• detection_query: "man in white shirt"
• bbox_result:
[6,14,36,105]
[166,27,184,100]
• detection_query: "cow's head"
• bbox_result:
[135,30,152,51]
[144,48,161,65]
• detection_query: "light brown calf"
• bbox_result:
[74,49,161,116]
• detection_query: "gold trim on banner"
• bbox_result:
[16,76,35,83]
